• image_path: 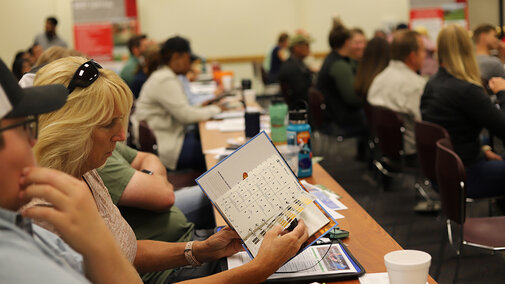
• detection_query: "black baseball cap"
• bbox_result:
[0,58,67,119]
[161,36,200,61]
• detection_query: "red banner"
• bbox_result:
[74,23,113,61]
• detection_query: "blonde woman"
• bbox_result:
[421,24,505,199]
[32,56,309,283]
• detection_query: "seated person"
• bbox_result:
[30,56,309,283]
[317,20,365,136]
[267,32,290,83]
[473,24,505,81]
[317,20,368,159]
[97,143,217,283]
[421,25,505,199]
[132,36,222,171]
[368,30,427,157]
[121,34,148,87]
[131,42,161,100]
[0,57,142,283]
[97,142,214,231]
[278,31,314,106]
[349,28,367,62]
[178,66,221,106]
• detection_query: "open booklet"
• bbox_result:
[196,131,338,258]
[226,240,365,283]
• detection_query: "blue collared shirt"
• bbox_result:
[0,207,89,283]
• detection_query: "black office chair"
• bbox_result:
[138,120,158,155]
[435,138,505,283]
[370,105,412,189]
[307,87,346,157]
[413,120,449,211]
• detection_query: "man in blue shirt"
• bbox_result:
[0,58,141,283]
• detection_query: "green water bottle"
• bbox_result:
[269,97,288,143]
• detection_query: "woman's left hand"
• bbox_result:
[193,227,243,262]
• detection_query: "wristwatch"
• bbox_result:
[184,241,201,266]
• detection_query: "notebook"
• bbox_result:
[196,131,337,258]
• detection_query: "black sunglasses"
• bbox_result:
[0,116,38,140]
[67,60,102,94]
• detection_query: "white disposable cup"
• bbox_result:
[277,145,299,175]
[384,250,431,284]
[222,75,233,91]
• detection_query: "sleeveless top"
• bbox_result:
[82,170,137,263]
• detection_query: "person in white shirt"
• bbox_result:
[133,36,223,171]
[367,30,427,155]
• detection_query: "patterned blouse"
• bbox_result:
[82,170,137,263]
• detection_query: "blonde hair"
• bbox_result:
[437,25,482,86]
[36,46,71,66]
[33,56,133,177]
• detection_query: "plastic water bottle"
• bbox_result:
[269,97,288,143]
[286,101,312,178]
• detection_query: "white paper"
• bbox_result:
[302,181,348,210]
[205,121,222,130]
[228,243,357,280]
[198,132,331,257]
[359,272,429,284]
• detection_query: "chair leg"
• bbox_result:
[434,221,447,281]
[453,242,463,284]
[447,219,455,249]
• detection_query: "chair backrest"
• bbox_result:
[138,120,158,155]
[372,105,405,159]
[436,138,466,225]
[415,120,450,182]
[363,102,376,137]
[308,87,325,130]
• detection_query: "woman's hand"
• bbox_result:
[252,219,309,275]
[193,227,244,263]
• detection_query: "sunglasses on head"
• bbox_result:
[66,60,102,94]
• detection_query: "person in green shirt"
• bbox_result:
[97,143,216,284]
[120,34,148,87]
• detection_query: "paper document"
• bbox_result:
[302,181,348,210]
[359,272,429,284]
[228,243,358,280]
[197,132,336,258]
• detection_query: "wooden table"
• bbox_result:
[199,121,437,284]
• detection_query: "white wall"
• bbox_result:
[0,0,409,73]
[0,0,74,65]
[137,0,409,57]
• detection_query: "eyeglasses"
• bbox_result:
[67,60,102,94]
[0,116,39,140]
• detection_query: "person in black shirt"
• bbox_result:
[421,24,505,198]
[278,32,313,107]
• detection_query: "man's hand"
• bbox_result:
[19,167,143,284]
[19,167,110,256]
[484,149,503,161]
[252,219,309,273]
[193,227,243,263]
[488,77,505,94]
